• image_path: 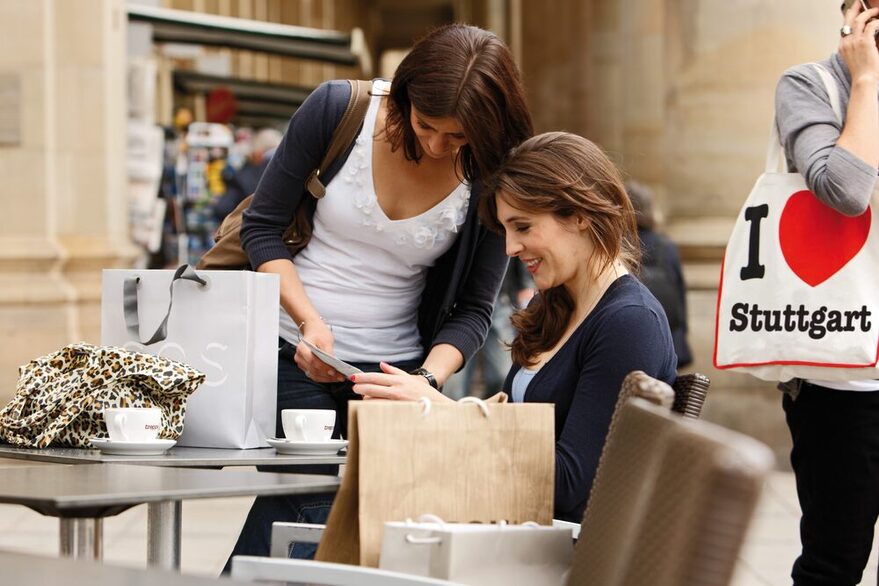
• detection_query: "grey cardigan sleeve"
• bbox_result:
[775,63,876,216]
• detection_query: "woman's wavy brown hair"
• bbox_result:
[384,24,533,182]
[479,132,641,367]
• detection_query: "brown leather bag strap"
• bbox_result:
[305,79,374,199]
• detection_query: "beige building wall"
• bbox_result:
[0,0,137,399]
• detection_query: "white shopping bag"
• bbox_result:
[379,517,572,586]
[714,64,879,382]
[101,265,279,448]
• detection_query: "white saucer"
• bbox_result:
[266,438,348,456]
[89,438,177,456]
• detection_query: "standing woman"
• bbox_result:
[353,132,677,523]
[774,2,879,584]
[226,24,533,563]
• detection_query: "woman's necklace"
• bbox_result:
[532,262,626,369]
[571,261,626,325]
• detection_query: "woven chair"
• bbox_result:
[672,372,710,418]
[568,398,773,586]
[621,370,676,410]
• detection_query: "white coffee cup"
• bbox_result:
[103,407,163,442]
[281,409,335,442]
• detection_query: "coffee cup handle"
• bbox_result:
[111,413,128,441]
[295,414,308,441]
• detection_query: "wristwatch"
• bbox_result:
[409,367,440,390]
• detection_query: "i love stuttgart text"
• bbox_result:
[729,303,872,340]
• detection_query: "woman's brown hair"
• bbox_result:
[479,132,641,367]
[385,24,533,182]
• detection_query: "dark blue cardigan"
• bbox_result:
[240,80,508,362]
[504,275,678,522]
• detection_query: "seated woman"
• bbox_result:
[352,132,678,522]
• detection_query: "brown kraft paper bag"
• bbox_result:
[316,398,555,567]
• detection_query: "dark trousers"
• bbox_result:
[222,342,420,573]
[783,383,879,586]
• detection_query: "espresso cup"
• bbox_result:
[103,407,162,442]
[281,409,335,442]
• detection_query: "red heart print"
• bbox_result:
[778,190,871,287]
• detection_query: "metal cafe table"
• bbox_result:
[1,549,252,586]
[0,464,339,571]
[0,443,346,467]
[0,444,344,572]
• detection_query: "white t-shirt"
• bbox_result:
[279,81,471,362]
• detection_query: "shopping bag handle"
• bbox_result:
[123,265,207,345]
[766,63,842,173]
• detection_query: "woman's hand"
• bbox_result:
[838,2,879,170]
[351,362,453,403]
[294,320,346,383]
[840,3,879,84]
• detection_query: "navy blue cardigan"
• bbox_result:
[504,275,678,522]
[240,80,508,362]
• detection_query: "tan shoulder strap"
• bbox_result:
[305,79,374,198]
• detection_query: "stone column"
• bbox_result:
[0,0,138,400]
[518,0,593,136]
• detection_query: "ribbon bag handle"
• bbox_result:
[123,265,207,345]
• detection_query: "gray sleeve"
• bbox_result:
[775,65,876,216]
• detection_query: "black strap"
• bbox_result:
[305,79,374,199]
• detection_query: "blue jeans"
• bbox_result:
[222,342,421,573]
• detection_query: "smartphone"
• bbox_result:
[842,0,869,10]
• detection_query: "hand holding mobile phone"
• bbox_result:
[843,0,879,36]
[843,0,868,11]
[863,0,879,36]
[298,337,363,378]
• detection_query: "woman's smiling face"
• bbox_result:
[409,106,468,160]
[495,192,593,291]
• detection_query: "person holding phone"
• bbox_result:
[774,2,879,584]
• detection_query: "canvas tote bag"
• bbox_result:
[379,516,573,586]
[316,397,555,567]
[101,265,280,448]
[714,64,879,382]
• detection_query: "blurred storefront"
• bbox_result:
[0,0,840,461]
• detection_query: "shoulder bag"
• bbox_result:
[197,79,373,270]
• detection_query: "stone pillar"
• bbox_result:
[657,0,838,460]
[0,0,138,401]
[518,0,592,136]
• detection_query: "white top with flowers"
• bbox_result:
[279,80,471,362]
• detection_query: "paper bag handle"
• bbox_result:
[458,396,490,417]
[404,514,446,545]
[766,63,842,173]
[405,534,442,545]
[123,265,208,345]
